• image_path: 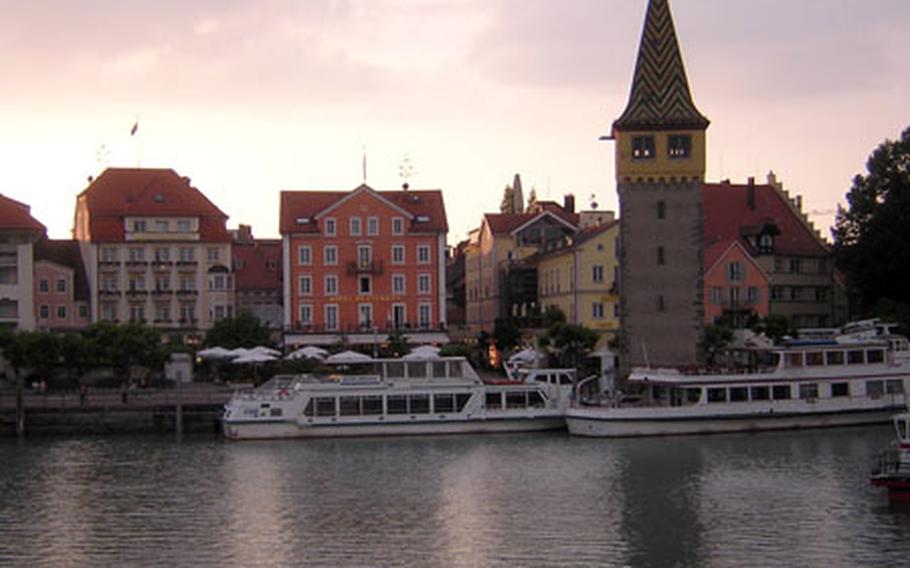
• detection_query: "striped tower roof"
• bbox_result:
[614,0,709,132]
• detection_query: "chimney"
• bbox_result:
[563,193,575,214]
[747,177,756,211]
[402,182,409,191]
[795,195,803,211]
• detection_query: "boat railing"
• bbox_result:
[872,449,909,477]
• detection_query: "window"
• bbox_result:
[324,245,338,266]
[710,287,722,305]
[154,303,169,322]
[155,220,169,232]
[208,273,228,291]
[299,275,312,296]
[128,276,145,291]
[101,247,118,262]
[133,220,147,232]
[299,304,313,324]
[668,134,692,158]
[392,304,406,327]
[707,388,726,403]
[758,234,774,254]
[39,279,49,293]
[101,303,117,322]
[359,275,372,295]
[324,218,336,236]
[729,287,740,306]
[358,304,373,328]
[417,245,431,264]
[772,385,791,400]
[592,266,604,283]
[298,245,312,265]
[789,258,801,274]
[129,304,145,322]
[78,305,89,319]
[357,245,372,268]
[831,383,850,397]
[632,136,655,160]
[179,247,194,262]
[657,246,665,265]
[418,303,432,328]
[55,278,66,293]
[102,276,118,292]
[180,276,195,291]
[154,275,170,291]
[128,248,145,262]
[727,262,744,282]
[392,274,406,294]
[751,386,770,401]
[179,303,195,322]
[367,217,379,236]
[325,275,338,296]
[350,217,362,236]
[177,219,191,232]
[392,245,405,265]
[592,302,605,319]
[325,304,339,331]
[657,201,666,219]
[207,248,219,262]
[747,287,759,305]
[799,383,819,400]
[657,295,666,312]
[39,305,49,319]
[392,217,405,235]
[418,274,431,295]
[730,387,748,402]
[154,248,170,262]
[826,351,845,366]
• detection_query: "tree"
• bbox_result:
[204,312,272,349]
[704,322,733,366]
[750,314,795,343]
[383,329,411,358]
[499,184,516,213]
[86,322,165,380]
[492,318,521,354]
[538,322,599,368]
[833,126,910,321]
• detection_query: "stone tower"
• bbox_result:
[614,0,708,372]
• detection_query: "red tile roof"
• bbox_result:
[79,168,230,242]
[280,185,448,234]
[33,239,90,301]
[484,208,580,236]
[232,239,282,291]
[0,194,46,234]
[703,181,828,257]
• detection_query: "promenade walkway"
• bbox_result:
[0,384,234,411]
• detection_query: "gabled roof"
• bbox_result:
[0,194,46,234]
[483,207,580,237]
[703,181,828,257]
[536,219,619,262]
[280,185,447,234]
[78,168,230,242]
[233,239,282,292]
[704,239,769,282]
[510,209,578,236]
[614,0,709,132]
[33,239,90,301]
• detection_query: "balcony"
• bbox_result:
[346,260,384,275]
[152,288,174,296]
[152,260,174,270]
[176,289,199,297]
[126,289,149,297]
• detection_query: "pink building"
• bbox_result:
[34,239,91,330]
[704,240,770,327]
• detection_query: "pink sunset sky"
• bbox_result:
[1,0,908,243]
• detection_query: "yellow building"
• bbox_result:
[537,218,620,340]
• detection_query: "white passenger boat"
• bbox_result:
[870,412,910,502]
[222,356,576,440]
[567,328,910,438]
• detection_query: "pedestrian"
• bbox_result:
[79,384,87,405]
[121,382,128,404]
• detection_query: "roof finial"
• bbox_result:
[361,145,367,184]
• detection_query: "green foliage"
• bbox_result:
[704,323,734,365]
[383,329,411,358]
[439,343,471,358]
[493,318,521,353]
[542,305,567,327]
[538,322,599,368]
[86,322,165,375]
[833,126,910,314]
[500,184,516,213]
[204,312,272,350]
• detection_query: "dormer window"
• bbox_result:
[759,234,774,254]
[668,135,691,159]
[632,136,655,160]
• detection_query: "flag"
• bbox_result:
[130,121,138,136]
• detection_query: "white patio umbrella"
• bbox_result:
[197,346,237,360]
[402,350,441,361]
[232,352,279,364]
[286,346,329,360]
[325,350,374,364]
[250,346,281,357]
[411,345,441,355]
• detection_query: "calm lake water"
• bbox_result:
[1,426,908,567]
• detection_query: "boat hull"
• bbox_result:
[566,404,904,438]
[871,476,910,502]
[223,415,566,440]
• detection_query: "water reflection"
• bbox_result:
[1,427,909,567]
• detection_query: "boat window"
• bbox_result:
[448,360,465,378]
[456,393,472,411]
[528,392,546,408]
[386,361,405,378]
[798,384,819,400]
[559,373,574,385]
[387,395,408,414]
[886,380,905,394]
[867,349,885,364]
[316,397,336,417]
[339,396,360,416]
[407,362,427,378]
[432,361,447,378]
[805,352,824,367]
[486,392,503,410]
[730,387,748,402]
[686,388,702,404]
[847,350,865,365]
[866,380,884,398]
[506,391,528,409]
[270,408,283,417]
[825,351,844,366]
[831,382,850,397]
[303,399,315,417]
[785,353,803,368]
[363,395,383,415]
[434,393,455,413]
[410,394,430,414]
[707,388,726,403]
[772,385,792,400]
[750,386,770,401]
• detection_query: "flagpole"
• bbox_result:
[131,116,140,168]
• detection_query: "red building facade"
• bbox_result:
[280,184,448,346]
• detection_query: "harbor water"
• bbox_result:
[1,426,909,567]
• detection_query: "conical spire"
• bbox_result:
[512,174,524,213]
[614,0,709,132]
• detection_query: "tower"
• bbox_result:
[614,0,708,371]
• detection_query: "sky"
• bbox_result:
[1,0,908,243]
